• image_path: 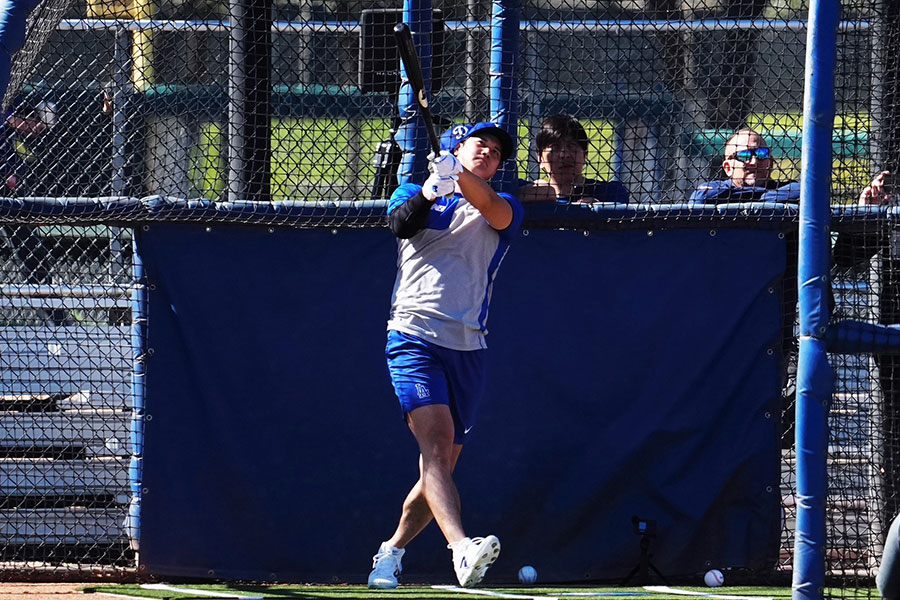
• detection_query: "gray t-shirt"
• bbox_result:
[387,183,524,351]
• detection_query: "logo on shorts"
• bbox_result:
[414,383,431,399]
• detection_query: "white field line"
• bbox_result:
[559,594,656,597]
[432,585,559,600]
[140,583,264,599]
[430,585,774,600]
[95,593,148,600]
[643,586,773,600]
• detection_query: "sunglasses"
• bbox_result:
[728,147,772,162]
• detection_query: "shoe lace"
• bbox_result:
[452,537,488,552]
[447,537,472,551]
[372,548,402,570]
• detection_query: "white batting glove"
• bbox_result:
[428,151,463,178]
[422,173,457,200]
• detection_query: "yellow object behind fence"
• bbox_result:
[85,0,155,91]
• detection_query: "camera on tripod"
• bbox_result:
[632,516,657,537]
[621,515,667,585]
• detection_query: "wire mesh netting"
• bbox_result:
[0,223,134,574]
[0,0,896,589]
[0,0,841,210]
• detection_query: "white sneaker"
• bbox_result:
[450,535,501,588]
[368,542,405,589]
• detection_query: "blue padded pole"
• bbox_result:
[489,0,520,195]
[126,232,149,552]
[396,0,433,186]
[793,1,840,600]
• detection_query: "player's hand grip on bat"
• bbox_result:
[428,151,463,178]
[422,173,457,201]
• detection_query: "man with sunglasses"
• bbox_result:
[690,128,800,203]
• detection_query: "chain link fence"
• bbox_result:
[0,0,896,589]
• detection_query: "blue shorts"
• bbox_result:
[385,330,487,444]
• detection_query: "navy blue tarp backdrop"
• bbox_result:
[136,223,784,583]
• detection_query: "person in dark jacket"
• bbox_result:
[832,169,899,525]
[518,114,629,204]
[690,128,799,204]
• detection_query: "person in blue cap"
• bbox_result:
[367,122,523,590]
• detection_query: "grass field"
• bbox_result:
[187,118,622,201]
[186,113,875,203]
[80,584,876,600]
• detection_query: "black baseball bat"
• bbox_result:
[393,22,441,153]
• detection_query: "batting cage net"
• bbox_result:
[0,0,895,591]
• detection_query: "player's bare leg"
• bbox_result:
[404,408,500,587]
[386,448,463,549]
[371,405,498,588]
[405,404,467,543]
[368,406,463,589]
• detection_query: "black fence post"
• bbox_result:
[228,0,272,203]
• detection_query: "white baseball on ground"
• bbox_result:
[518,565,537,584]
[704,568,724,587]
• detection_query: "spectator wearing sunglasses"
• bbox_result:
[518,114,629,204]
[690,128,800,203]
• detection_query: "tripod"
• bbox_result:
[621,517,668,586]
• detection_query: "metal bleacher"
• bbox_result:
[0,230,134,567]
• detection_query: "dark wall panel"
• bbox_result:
[136,224,784,583]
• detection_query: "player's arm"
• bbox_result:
[387,176,456,239]
[456,169,514,230]
[387,190,433,239]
